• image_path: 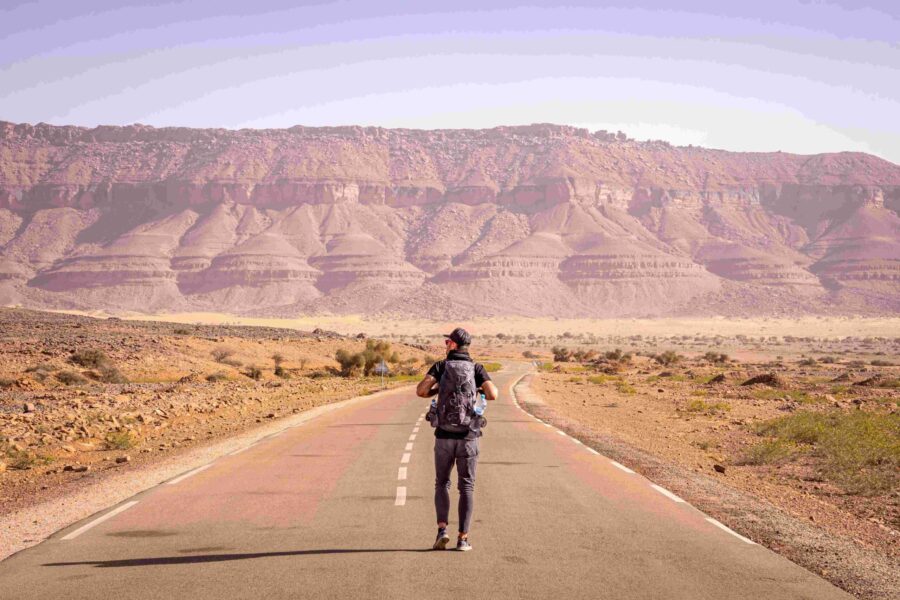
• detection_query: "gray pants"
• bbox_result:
[434,437,479,534]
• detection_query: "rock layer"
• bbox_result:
[1,121,899,317]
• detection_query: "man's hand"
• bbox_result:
[482,380,499,400]
[416,375,439,398]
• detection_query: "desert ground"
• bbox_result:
[2,309,898,598]
[0,309,433,518]
[55,309,900,339]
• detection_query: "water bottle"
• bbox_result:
[474,392,487,416]
[426,397,437,425]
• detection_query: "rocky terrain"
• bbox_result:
[0,308,430,518]
[0,121,898,317]
[501,335,899,599]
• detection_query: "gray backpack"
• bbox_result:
[435,360,477,433]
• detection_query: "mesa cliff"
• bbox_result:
[1,121,898,318]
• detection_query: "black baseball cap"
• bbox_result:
[444,327,471,346]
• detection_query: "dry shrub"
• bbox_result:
[211,346,236,363]
[56,370,88,385]
[70,349,110,369]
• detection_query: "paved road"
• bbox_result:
[0,363,850,599]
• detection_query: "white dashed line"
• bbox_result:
[706,518,755,544]
[610,460,636,474]
[401,452,411,464]
[408,434,417,442]
[650,484,686,503]
[61,501,139,540]
[405,442,414,451]
[398,466,407,480]
[395,486,407,506]
[413,427,420,433]
[167,464,212,485]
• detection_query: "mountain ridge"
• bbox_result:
[1,120,898,318]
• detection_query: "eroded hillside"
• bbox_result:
[1,121,898,317]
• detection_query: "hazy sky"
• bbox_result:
[1,1,898,161]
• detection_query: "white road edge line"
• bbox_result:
[167,464,213,485]
[398,467,407,480]
[706,518,756,544]
[405,442,414,451]
[610,460,636,474]
[61,501,139,540]
[650,484,686,503]
[587,448,600,455]
[395,486,407,506]
[401,452,411,464]
[228,443,257,456]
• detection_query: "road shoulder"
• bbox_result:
[514,373,899,600]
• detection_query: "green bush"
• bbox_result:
[205,371,229,382]
[105,430,137,450]
[615,381,636,395]
[244,365,263,380]
[684,399,730,414]
[482,362,502,372]
[753,411,900,494]
[551,346,572,362]
[6,448,54,470]
[739,439,795,466]
[335,340,396,377]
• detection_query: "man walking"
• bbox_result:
[416,327,499,551]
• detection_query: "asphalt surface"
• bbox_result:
[0,363,851,599]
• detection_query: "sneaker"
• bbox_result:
[456,537,472,552]
[433,528,450,550]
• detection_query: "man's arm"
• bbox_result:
[416,374,439,398]
[481,380,499,401]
